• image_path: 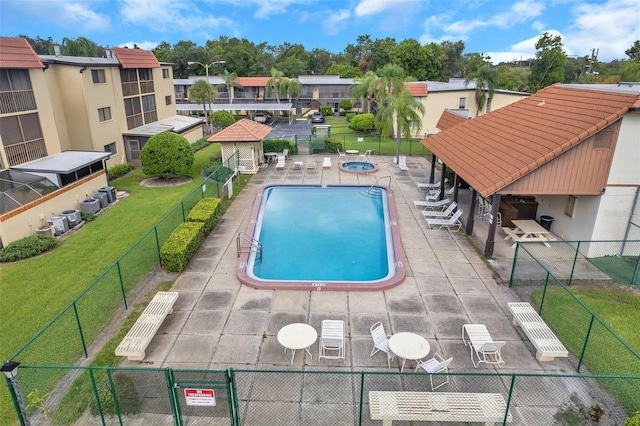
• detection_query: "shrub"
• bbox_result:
[81,212,97,223]
[319,106,333,116]
[349,113,375,132]
[263,139,297,155]
[209,110,236,128]
[186,198,221,233]
[339,99,352,111]
[190,138,210,153]
[325,137,342,153]
[141,131,194,179]
[160,222,204,272]
[346,112,356,122]
[91,374,140,415]
[0,235,55,262]
[107,163,134,180]
[626,411,640,426]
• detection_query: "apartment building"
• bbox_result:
[0,37,202,247]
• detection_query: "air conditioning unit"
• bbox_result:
[80,198,100,214]
[61,209,82,228]
[47,216,69,236]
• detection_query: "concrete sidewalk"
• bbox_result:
[124,153,573,376]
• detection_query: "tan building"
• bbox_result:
[0,37,202,247]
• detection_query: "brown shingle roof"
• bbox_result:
[406,82,428,97]
[112,47,160,69]
[207,119,272,142]
[436,109,469,131]
[236,77,270,87]
[422,84,640,197]
[0,37,44,69]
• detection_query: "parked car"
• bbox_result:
[311,111,325,123]
[253,112,268,123]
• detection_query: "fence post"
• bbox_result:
[508,243,520,287]
[504,374,516,425]
[106,369,124,425]
[358,371,365,426]
[228,368,240,425]
[165,368,183,426]
[154,226,162,265]
[88,368,106,426]
[577,314,595,372]
[539,272,550,314]
[116,261,128,310]
[72,301,88,358]
[569,241,580,286]
[181,202,186,222]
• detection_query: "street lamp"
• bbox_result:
[187,60,226,84]
[1,361,30,425]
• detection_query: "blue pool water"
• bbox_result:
[241,185,404,289]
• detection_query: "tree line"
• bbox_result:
[18,34,640,93]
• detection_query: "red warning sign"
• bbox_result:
[184,388,216,406]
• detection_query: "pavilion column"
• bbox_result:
[484,193,502,258]
[429,154,436,183]
[466,188,477,235]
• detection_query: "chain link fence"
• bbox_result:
[9,366,638,425]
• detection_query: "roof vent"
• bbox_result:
[105,47,112,59]
[53,44,62,57]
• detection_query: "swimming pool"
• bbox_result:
[237,185,405,291]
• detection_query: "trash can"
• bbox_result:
[540,215,554,231]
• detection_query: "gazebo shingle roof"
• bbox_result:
[207,119,272,142]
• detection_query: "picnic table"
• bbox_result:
[503,219,555,247]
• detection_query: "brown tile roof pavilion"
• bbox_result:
[207,119,272,143]
[422,84,640,198]
[112,47,160,69]
[436,109,469,132]
[0,36,44,69]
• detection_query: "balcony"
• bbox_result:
[4,139,47,167]
[0,90,37,114]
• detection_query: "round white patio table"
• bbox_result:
[388,332,430,372]
[277,323,318,365]
[345,149,359,160]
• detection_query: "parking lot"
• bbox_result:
[266,118,312,139]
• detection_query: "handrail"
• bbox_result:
[237,232,262,263]
[368,175,391,194]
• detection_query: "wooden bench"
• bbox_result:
[369,391,512,425]
[115,291,179,361]
[507,302,568,361]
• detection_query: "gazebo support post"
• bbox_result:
[429,154,436,183]
[466,188,477,235]
[438,164,447,201]
[484,193,502,258]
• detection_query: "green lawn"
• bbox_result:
[532,285,640,413]
[588,256,640,285]
[0,143,223,424]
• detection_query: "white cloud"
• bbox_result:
[355,0,423,17]
[322,9,351,36]
[354,0,392,16]
[563,0,640,61]
[485,30,563,64]
[61,2,110,31]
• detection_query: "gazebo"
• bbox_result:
[207,119,273,174]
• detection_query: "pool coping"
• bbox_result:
[237,184,406,291]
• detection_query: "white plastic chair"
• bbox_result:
[369,322,396,368]
[416,353,453,390]
[398,155,409,171]
[319,320,345,361]
[337,149,347,161]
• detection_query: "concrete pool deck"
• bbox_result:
[125,153,574,376]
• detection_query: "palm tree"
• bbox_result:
[189,79,218,132]
[375,88,425,164]
[374,64,406,103]
[216,70,242,103]
[280,78,302,115]
[59,37,99,57]
[464,64,498,117]
[265,67,285,103]
[349,71,378,113]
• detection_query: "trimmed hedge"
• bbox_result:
[263,139,297,155]
[186,198,221,234]
[160,222,205,272]
[349,113,375,131]
[107,163,134,180]
[346,112,356,122]
[191,138,210,152]
[0,235,55,262]
[319,106,333,116]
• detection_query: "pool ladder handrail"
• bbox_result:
[237,232,262,264]
[368,175,391,194]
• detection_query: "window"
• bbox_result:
[565,195,576,218]
[165,95,172,105]
[98,107,112,122]
[458,97,467,109]
[0,112,47,165]
[120,69,139,96]
[91,69,106,84]
[142,94,157,122]
[138,68,154,93]
[162,68,170,79]
[0,69,36,113]
[104,142,117,154]
[124,97,143,129]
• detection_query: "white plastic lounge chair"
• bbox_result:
[424,189,441,203]
[426,209,463,230]
[337,149,347,161]
[413,198,451,211]
[369,322,396,368]
[416,352,453,390]
[319,320,345,361]
[275,155,285,170]
[323,157,332,168]
[306,160,316,170]
[417,178,448,190]
[398,155,409,171]
[462,324,505,368]
[293,161,303,170]
[422,202,458,218]
[282,148,289,159]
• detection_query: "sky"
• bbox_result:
[1,0,639,64]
